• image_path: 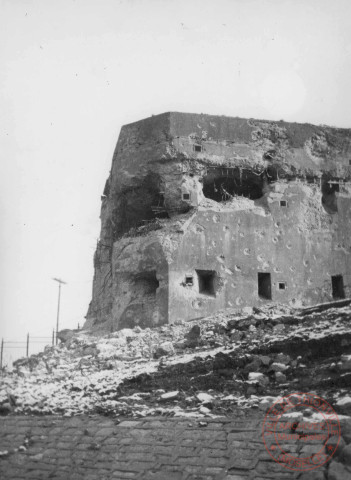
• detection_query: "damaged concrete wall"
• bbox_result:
[85,112,351,331]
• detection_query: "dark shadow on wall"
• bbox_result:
[321,178,339,214]
[112,174,169,239]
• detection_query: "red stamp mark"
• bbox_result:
[262,393,340,471]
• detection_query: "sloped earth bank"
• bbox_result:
[1,301,351,478]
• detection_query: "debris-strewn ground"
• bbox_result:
[1,301,351,477]
[1,301,350,420]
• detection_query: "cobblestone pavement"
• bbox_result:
[0,414,326,480]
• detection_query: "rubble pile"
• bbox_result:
[0,301,350,421]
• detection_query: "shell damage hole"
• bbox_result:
[133,271,159,297]
[113,174,169,238]
[202,167,266,202]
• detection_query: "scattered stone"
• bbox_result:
[245,358,262,373]
[57,329,76,343]
[273,323,284,333]
[270,362,288,372]
[258,396,276,411]
[199,406,211,415]
[0,402,12,415]
[342,443,351,465]
[246,386,257,395]
[196,393,214,404]
[336,396,351,415]
[258,355,271,366]
[154,342,175,358]
[160,391,179,401]
[326,435,346,459]
[328,460,351,480]
[88,442,101,451]
[185,325,201,347]
[275,371,287,383]
[339,354,351,371]
[298,471,325,480]
[276,353,291,364]
[30,453,44,461]
[248,372,269,387]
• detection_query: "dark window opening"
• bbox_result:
[349,160,351,166]
[185,275,193,286]
[331,275,345,299]
[278,282,286,290]
[280,200,287,207]
[321,178,338,214]
[194,144,202,152]
[182,193,190,200]
[258,272,272,300]
[196,270,216,296]
[202,167,267,203]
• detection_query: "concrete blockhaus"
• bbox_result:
[84,112,351,331]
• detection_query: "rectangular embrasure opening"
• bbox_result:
[196,269,216,296]
[331,275,345,299]
[258,272,272,299]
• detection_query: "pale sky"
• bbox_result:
[1,0,351,363]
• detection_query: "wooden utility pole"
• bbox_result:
[53,278,67,345]
[26,333,29,357]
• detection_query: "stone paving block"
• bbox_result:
[184,464,209,474]
[123,452,157,461]
[205,466,226,475]
[175,456,204,465]
[227,456,258,470]
[201,456,228,467]
[210,441,228,450]
[142,471,183,480]
[0,415,331,480]
[181,430,227,441]
[111,471,138,479]
[118,421,143,428]
[223,475,249,480]
[228,432,256,441]
[186,475,213,480]
[198,447,229,457]
[95,427,117,437]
